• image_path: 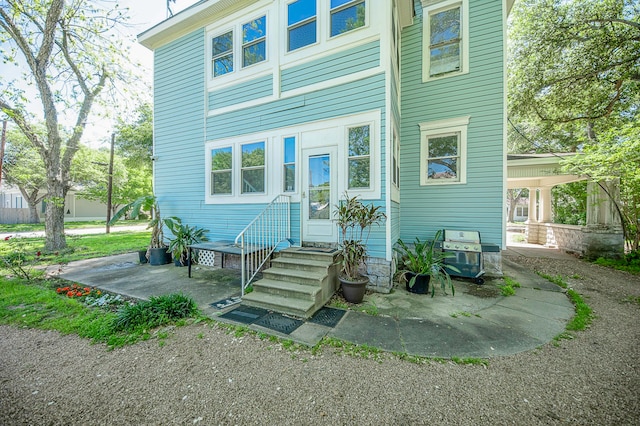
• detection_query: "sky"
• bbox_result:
[1,0,200,148]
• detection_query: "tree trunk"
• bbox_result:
[44,180,67,252]
[28,203,40,224]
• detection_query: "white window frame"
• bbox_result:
[207,10,271,83]
[240,141,267,195]
[211,29,234,78]
[421,0,469,82]
[210,145,234,196]
[329,0,366,38]
[283,135,297,193]
[419,116,469,186]
[286,0,318,52]
[345,123,374,192]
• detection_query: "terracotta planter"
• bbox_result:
[339,275,369,304]
[405,272,431,294]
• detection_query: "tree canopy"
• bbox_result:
[0,0,134,250]
[508,0,640,151]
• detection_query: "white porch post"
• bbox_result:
[539,187,552,223]
[525,187,539,244]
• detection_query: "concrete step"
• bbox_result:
[277,247,337,263]
[242,292,316,318]
[262,267,327,286]
[252,278,321,301]
[270,256,333,274]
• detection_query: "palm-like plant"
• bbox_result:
[166,218,209,265]
[109,195,177,250]
[395,230,460,297]
[334,193,386,281]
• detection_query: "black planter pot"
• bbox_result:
[138,250,148,264]
[148,247,171,266]
[405,272,431,294]
[339,275,369,304]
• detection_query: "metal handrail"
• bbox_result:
[235,194,291,295]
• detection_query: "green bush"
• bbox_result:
[112,293,198,332]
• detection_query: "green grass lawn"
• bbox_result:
[1,231,151,267]
[0,220,147,233]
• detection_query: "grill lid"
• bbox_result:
[443,229,481,244]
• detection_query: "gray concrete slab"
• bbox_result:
[328,311,405,353]
[55,243,578,359]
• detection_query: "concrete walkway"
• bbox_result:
[54,244,576,359]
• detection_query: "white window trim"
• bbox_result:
[419,116,469,186]
[206,9,272,84]
[204,110,380,204]
[328,0,367,40]
[421,0,469,82]
[282,134,298,193]
[346,123,373,191]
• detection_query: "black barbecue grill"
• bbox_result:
[441,229,485,285]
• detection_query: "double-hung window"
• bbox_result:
[422,0,468,80]
[242,16,267,67]
[287,0,317,51]
[212,31,233,77]
[347,125,371,189]
[241,142,266,194]
[419,116,469,185]
[211,146,233,194]
[330,0,365,37]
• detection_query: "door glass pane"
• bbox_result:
[308,154,330,220]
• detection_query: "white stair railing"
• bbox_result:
[235,194,291,295]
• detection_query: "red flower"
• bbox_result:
[4,236,10,240]
[56,288,62,293]
[84,287,90,292]
[75,291,83,297]
[36,251,41,257]
[67,291,74,297]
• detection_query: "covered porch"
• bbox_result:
[507,153,624,259]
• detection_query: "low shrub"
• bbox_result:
[112,293,198,332]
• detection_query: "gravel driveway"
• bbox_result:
[1,255,639,425]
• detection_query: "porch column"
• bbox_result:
[526,188,538,223]
[539,187,552,223]
[525,187,540,244]
[583,180,623,259]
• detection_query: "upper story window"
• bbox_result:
[330,0,365,37]
[347,124,371,189]
[210,16,268,78]
[422,0,469,81]
[242,16,267,67]
[419,116,469,185]
[287,0,317,51]
[212,31,233,77]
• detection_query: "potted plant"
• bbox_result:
[166,218,209,266]
[109,195,177,265]
[334,193,386,303]
[395,230,460,297]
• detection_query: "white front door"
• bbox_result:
[302,146,338,244]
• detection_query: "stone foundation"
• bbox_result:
[525,222,623,259]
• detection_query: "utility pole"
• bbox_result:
[106,132,115,234]
[0,120,7,189]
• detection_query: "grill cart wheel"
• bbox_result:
[474,277,485,285]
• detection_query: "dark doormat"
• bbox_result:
[309,307,346,328]
[219,305,268,324]
[210,296,242,310]
[253,312,304,335]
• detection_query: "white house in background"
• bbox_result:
[0,184,108,223]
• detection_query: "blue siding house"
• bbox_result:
[139,0,511,299]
